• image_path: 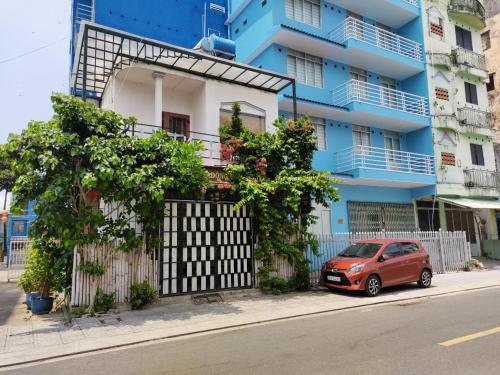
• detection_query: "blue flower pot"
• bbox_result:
[26,292,39,310]
[31,297,54,315]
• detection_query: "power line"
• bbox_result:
[0,36,69,66]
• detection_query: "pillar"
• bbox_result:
[152,72,165,128]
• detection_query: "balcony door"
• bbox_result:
[384,130,401,171]
[349,67,368,100]
[380,76,397,109]
[346,11,364,41]
[375,22,392,51]
[162,112,190,140]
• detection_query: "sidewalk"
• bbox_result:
[1,269,500,368]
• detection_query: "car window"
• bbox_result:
[338,243,382,258]
[400,242,419,255]
[383,243,402,258]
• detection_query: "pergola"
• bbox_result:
[71,22,297,119]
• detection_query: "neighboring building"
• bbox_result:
[6,201,36,257]
[421,0,500,255]
[227,0,435,234]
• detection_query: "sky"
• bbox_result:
[0,0,71,144]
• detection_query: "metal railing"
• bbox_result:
[329,17,423,61]
[449,0,485,23]
[128,123,225,166]
[452,47,487,71]
[456,107,494,129]
[464,169,500,189]
[403,0,419,6]
[427,52,452,68]
[76,1,94,23]
[332,79,430,117]
[334,145,435,175]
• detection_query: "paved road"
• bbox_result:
[3,288,500,375]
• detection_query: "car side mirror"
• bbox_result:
[378,254,389,262]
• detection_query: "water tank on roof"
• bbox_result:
[200,34,236,60]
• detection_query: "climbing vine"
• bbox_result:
[220,104,340,292]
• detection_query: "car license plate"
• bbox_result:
[327,275,341,282]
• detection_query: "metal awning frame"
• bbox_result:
[438,197,500,210]
[72,22,298,119]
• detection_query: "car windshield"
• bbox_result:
[338,243,382,258]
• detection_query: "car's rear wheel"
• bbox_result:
[417,269,432,288]
[364,275,381,297]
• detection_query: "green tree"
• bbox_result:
[6,94,208,311]
[220,112,340,292]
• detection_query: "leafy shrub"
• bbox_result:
[129,281,156,310]
[94,288,115,313]
[261,277,292,295]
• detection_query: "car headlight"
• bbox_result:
[347,264,365,274]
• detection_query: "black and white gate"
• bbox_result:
[160,201,253,296]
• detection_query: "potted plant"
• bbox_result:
[18,264,38,310]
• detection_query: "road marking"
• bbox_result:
[439,327,500,347]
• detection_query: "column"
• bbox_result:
[152,72,165,128]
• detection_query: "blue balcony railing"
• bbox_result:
[329,17,423,62]
[332,79,430,117]
[335,145,435,176]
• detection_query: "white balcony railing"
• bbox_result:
[335,145,435,176]
[76,1,94,23]
[128,123,225,166]
[332,79,430,117]
[329,17,423,61]
[403,0,419,6]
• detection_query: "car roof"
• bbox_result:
[355,239,421,244]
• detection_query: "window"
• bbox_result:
[12,221,26,235]
[352,125,371,147]
[220,105,265,133]
[400,242,419,255]
[456,26,473,50]
[291,114,326,150]
[482,31,491,51]
[384,130,400,151]
[287,49,323,88]
[487,73,496,92]
[470,143,485,166]
[383,243,402,258]
[162,112,190,139]
[464,82,478,105]
[285,0,320,28]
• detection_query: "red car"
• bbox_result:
[320,239,433,296]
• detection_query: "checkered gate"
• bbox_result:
[161,201,254,296]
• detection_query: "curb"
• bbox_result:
[2,283,500,369]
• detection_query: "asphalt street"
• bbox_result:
[3,287,500,375]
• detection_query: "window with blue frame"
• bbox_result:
[12,221,27,236]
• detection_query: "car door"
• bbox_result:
[398,242,421,282]
[378,243,404,286]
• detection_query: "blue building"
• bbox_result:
[70,0,436,234]
[227,0,436,233]
[6,201,36,257]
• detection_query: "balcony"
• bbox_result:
[452,47,488,78]
[75,1,94,24]
[326,0,419,29]
[334,145,435,187]
[128,124,225,167]
[448,0,486,29]
[456,107,494,130]
[328,17,424,80]
[427,53,452,69]
[464,169,500,189]
[332,80,430,131]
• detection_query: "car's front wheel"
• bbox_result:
[364,275,381,297]
[417,269,432,288]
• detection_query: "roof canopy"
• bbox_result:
[72,22,296,100]
[439,197,500,210]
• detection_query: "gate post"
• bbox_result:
[438,229,446,273]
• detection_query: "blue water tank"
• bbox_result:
[201,34,236,60]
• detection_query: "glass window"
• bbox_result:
[12,221,26,235]
[287,49,323,88]
[338,243,382,259]
[220,109,265,133]
[383,243,402,258]
[384,130,401,151]
[400,242,419,255]
[456,26,473,50]
[482,31,491,51]
[290,114,326,150]
[470,143,485,166]
[352,125,371,147]
[464,82,478,105]
[285,0,321,28]
[487,73,495,92]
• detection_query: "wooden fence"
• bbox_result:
[70,246,158,306]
